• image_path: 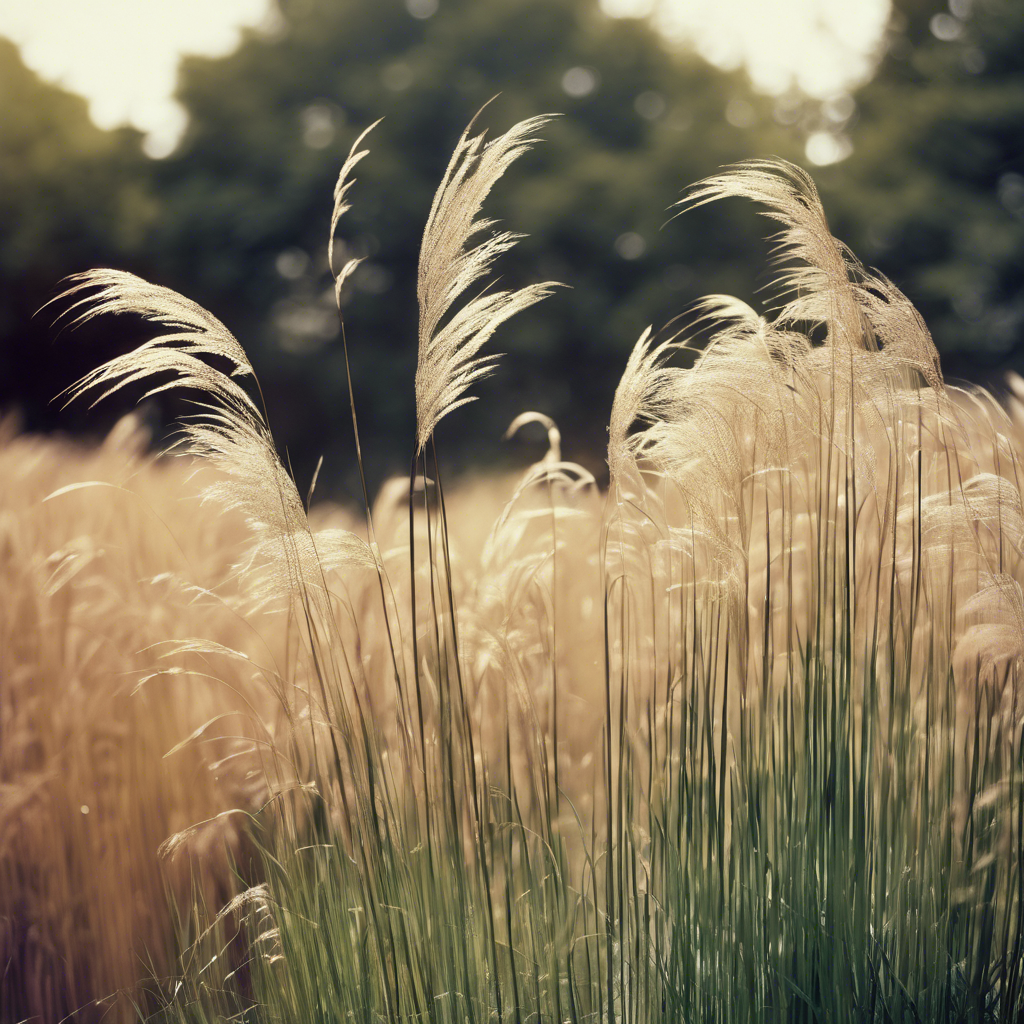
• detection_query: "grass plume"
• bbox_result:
[414,110,561,452]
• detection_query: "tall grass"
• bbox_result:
[6,116,1024,1022]
[0,418,290,1021]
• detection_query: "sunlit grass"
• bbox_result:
[5,117,1024,1023]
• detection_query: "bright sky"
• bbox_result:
[0,0,890,158]
[0,0,277,156]
[604,0,891,99]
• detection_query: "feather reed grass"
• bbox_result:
[6,116,1024,1022]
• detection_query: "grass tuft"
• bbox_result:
[5,120,1024,1023]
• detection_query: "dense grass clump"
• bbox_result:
[6,114,1024,1022]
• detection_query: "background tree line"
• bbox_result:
[1,0,1021,495]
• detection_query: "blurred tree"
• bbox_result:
[819,0,1024,382]
[151,0,791,491]
[0,37,158,437]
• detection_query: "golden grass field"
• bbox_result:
[5,365,1024,1020]
[0,410,597,1019]
[5,119,1024,1022]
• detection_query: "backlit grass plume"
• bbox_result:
[683,159,944,385]
[329,119,381,298]
[414,111,560,452]
[51,270,372,611]
[684,159,864,346]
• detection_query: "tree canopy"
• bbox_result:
[0,37,156,437]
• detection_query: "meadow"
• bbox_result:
[3,113,1024,1022]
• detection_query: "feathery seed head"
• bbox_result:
[414,112,562,453]
[608,326,682,488]
[329,119,383,298]
[682,159,867,350]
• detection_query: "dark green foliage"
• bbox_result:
[821,0,1024,381]
[0,38,157,437]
